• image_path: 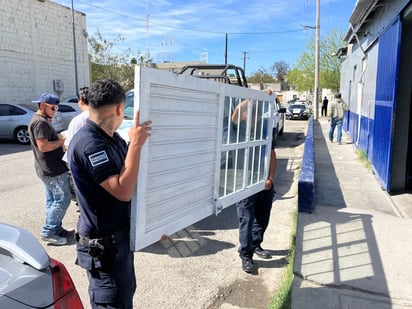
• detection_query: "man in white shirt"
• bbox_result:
[63,87,89,162]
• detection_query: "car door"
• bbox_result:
[58,104,80,128]
[0,104,27,139]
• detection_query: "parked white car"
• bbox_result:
[273,97,286,144]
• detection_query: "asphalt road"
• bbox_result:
[0,119,308,309]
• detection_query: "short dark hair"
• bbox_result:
[335,93,341,99]
[78,87,89,105]
[88,79,125,108]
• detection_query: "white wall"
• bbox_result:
[0,0,90,102]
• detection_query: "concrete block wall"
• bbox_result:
[0,0,90,103]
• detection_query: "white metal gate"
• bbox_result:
[130,67,273,250]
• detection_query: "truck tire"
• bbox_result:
[272,127,278,145]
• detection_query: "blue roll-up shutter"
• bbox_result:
[372,17,402,190]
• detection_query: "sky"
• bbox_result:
[53,0,357,76]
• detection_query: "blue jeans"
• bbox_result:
[236,185,274,259]
[329,118,343,143]
[40,172,71,237]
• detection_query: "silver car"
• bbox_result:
[58,96,82,129]
[0,103,65,144]
[58,103,82,129]
[0,223,83,308]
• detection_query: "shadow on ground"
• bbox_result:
[292,121,390,308]
[0,142,31,155]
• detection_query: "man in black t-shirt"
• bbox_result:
[29,93,72,246]
[68,80,151,308]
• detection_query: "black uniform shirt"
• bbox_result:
[68,119,130,239]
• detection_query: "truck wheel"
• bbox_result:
[272,127,278,145]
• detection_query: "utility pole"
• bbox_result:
[314,0,320,120]
[225,33,228,65]
[242,51,248,73]
[71,0,79,95]
[146,0,150,65]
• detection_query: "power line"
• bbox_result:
[70,0,306,36]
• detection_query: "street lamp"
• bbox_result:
[258,69,265,82]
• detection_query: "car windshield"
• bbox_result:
[290,104,307,109]
[124,91,134,119]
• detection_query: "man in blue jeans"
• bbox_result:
[232,94,278,273]
[328,93,347,144]
[29,93,72,245]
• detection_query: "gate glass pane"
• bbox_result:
[219,96,271,199]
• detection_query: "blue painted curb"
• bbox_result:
[298,116,315,213]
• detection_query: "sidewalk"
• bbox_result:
[292,118,412,309]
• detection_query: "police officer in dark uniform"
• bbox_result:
[68,79,151,308]
[231,96,277,274]
[235,139,277,273]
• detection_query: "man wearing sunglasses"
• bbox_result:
[29,93,73,246]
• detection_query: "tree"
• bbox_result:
[287,29,344,92]
[319,29,343,91]
[247,68,276,84]
[88,30,147,90]
[270,61,290,90]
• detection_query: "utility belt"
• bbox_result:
[76,230,129,262]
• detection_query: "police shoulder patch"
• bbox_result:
[88,150,109,167]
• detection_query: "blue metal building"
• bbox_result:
[340,0,412,192]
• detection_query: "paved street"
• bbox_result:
[0,119,306,309]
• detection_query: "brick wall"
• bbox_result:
[0,0,90,102]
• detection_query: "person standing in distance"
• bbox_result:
[321,96,329,117]
[68,79,152,308]
[328,93,347,144]
[29,93,73,246]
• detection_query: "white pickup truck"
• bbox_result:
[273,97,286,145]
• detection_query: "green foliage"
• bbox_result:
[357,149,372,171]
[269,209,297,309]
[287,29,345,92]
[247,68,276,83]
[88,30,149,91]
